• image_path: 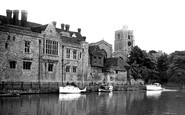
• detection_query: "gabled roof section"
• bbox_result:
[90,40,112,47]
[31,24,48,33]
[57,28,86,42]
[89,45,104,57]
[104,57,130,71]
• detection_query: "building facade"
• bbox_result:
[0,10,88,84]
[0,10,131,86]
[89,40,130,84]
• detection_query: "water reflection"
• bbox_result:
[0,90,185,115]
[59,94,83,101]
[146,90,162,99]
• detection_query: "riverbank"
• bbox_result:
[0,81,145,95]
[162,82,185,90]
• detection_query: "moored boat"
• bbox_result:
[99,85,113,92]
[0,93,20,97]
[146,83,163,91]
[59,85,86,94]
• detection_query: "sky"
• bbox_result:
[0,0,185,54]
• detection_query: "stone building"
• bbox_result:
[113,26,134,60]
[90,40,113,58]
[0,10,131,86]
[89,40,130,84]
[0,10,42,82]
[0,10,88,84]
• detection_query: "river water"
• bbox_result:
[0,89,185,115]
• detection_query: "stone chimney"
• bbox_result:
[65,24,70,31]
[13,10,19,25]
[61,23,65,30]
[52,21,57,27]
[83,36,86,41]
[78,28,81,34]
[6,9,12,24]
[21,10,27,27]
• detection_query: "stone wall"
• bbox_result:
[0,25,41,82]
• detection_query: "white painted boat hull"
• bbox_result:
[99,85,113,92]
[59,86,86,94]
[146,85,163,91]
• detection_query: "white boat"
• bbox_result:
[146,83,163,91]
[59,85,86,94]
[99,85,113,92]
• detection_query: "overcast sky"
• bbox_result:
[1,0,185,54]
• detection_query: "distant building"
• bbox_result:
[89,40,130,84]
[113,26,134,60]
[90,40,113,58]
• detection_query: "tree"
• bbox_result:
[128,46,158,83]
[166,51,185,84]
[157,53,169,83]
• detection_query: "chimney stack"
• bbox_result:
[6,9,12,24]
[78,28,81,34]
[13,10,19,25]
[21,10,27,27]
[65,24,70,31]
[61,23,65,30]
[52,21,57,27]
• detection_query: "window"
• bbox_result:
[73,50,77,59]
[66,48,70,58]
[73,66,77,73]
[5,42,8,49]
[23,61,32,70]
[128,41,132,46]
[66,66,70,72]
[25,41,30,53]
[99,57,102,64]
[10,61,16,69]
[8,35,10,40]
[80,52,82,59]
[118,33,120,39]
[46,40,58,55]
[94,56,97,63]
[128,35,130,39]
[48,63,54,72]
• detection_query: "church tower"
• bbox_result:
[113,26,134,60]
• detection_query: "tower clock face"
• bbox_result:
[128,41,132,46]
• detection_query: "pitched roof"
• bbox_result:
[30,24,48,33]
[104,57,130,71]
[89,45,104,57]
[90,40,112,47]
[61,36,82,45]
[57,28,85,41]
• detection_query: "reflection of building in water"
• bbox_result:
[0,95,62,115]
[59,94,87,115]
[146,91,162,99]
